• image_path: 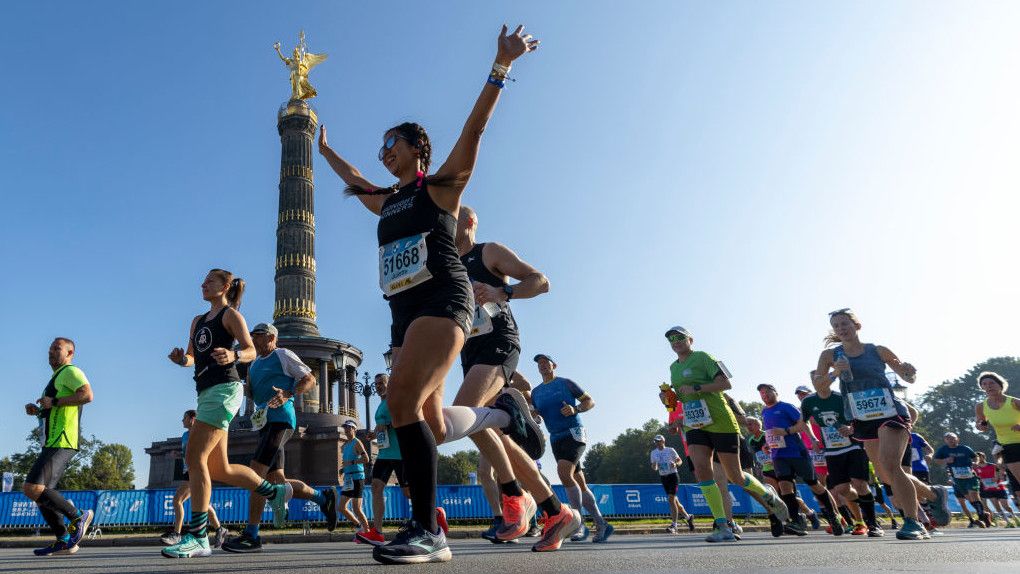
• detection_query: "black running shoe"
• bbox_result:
[686,515,696,532]
[372,521,452,565]
[784,521,807,536]
[769,514,784,538]
[494,388,545,459]
[221,531,263,554]
[322,487,338,532]
[826,511,845,536]
[867,523,885,537]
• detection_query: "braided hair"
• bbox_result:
[345,122,461,197]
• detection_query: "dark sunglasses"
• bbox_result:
[378,134,410,161]
[828,307,852,317]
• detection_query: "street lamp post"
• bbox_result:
[886,371,910,402]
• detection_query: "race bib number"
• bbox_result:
[569,426,588,443]
[766,434,787,449]
[657,461,673,473]
[951,466,975,479]
[251,407,268,431]
[821,426,851,449]
[376,430,390,450]
[682,399,713,429]
[811,452,827,466]
[982,477,998,488]
[379,233,432,296]
[755,450,770,466]
[467,305,495,339]
[343,474,353,492]
[848,388,897,421]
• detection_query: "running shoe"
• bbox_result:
[497,493,536,541]
[436,506,449,535]
[1007,519,1017,528]
[162,532,212,558]
[494,388,546,459]
[769,514,784,538]
[982,512,993,528]
[33,539,77,556]
[212,526,229,549]
[825,511,845,536]
[160,531,182,545]
[524,523,542,537]
[760,484,790,523]
[593,522,614,543]
[895,518,928,541]
[890,518,900,530]
[851,523,867,536]
[666,524,678,534]
[482,517,503,543]
[783,521,808,536]
[867,523,885,537]
[221,531,263,553]
[356,527,386,546]
[372,520,452,565]
[322,487,338,532]
[268,482,293,528]
[927,486,951,527]
[532,507,582,552]
[928,527,945,537]
[705,521,736,543]
[808,511,821,530]
[570,524,590,542]
[685,515,696,532]
[726,520,742,540]
[67,509,94,547]
[968,519,979,528]
[354,528,367,543]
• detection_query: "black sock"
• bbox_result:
[36,488,79,521]
[838,505,854,523]
[539,495,562,517]
[395,421,439,533]
[897,508,905,519]
[974,501,986,515]
[857,493,877,526]
[38,506,67,538]
[781,493,800,521]
[813,491,836,516]
[500,480,524,497]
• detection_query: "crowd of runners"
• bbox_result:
[16,23,1020,565]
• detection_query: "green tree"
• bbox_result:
[437,450,479,485]
[912,356,1020,485]
[0,433,134,490]
[738,400,763,420]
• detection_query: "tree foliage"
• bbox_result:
[437,450,480,485]
[0,433,135,490]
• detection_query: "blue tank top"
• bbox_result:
[247,350,297,428]
[910,433,929,472]
[532,377,584,442]
[835,343,909,421]
[342,438,365,480]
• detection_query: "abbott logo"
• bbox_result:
[625,490,641,505]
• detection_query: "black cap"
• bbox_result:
[533,354,555,364]
[756,383,777,392]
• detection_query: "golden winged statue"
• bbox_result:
[274,31,328,100]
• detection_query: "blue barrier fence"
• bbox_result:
[0,483,988,529]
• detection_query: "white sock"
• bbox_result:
[441,406,510,444]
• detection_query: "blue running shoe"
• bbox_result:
[372,521,452,565]
[67,509,94,548]
[33,539,77,557]
[895,518,928,541]
[570,524,590,542]
[593,522,615,543]
[161,532,212,558]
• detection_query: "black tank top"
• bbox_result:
[461,243,519,344]
[192,306,240,393]
[377,179,469,303]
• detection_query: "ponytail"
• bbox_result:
[208,268,245,310]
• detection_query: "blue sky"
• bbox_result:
[3,2,1020,486]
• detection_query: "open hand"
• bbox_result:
[267,386,291,408]
[496,24,540,66]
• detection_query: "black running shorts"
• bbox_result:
[388,284,473,348]
[371,458,407,487]
[824,448,869,487]
[686,429,739,454]
[551,436,586,469]
[660,472,680,496]
[253,423,294,471]
[342,478,365,498]
[851,416,910,441]
[773,456,818,485]
[460,339,520,386]
[25,448,76,489]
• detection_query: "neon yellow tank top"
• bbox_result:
[984,395,1020,445]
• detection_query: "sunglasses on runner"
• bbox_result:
[828,307,852,317]
[667,333,688,343]
[378,134,410,161]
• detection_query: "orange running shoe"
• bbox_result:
[497,494,536,541]
[851,523,868,536]
[436,507,449,535]
[532,506,582,552]
[356,527,386,546]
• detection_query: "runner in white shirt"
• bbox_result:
[650,435,695,533]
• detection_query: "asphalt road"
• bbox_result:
[3,530,1020,573]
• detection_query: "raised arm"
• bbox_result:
[876,345,917,383]
[812,349,838,393]
[429,25,539,208]
[273,42,289,64]
[318,125,388,215]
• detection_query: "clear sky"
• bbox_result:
[3,1,1019,486]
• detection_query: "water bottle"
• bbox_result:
[833,347,853,382]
